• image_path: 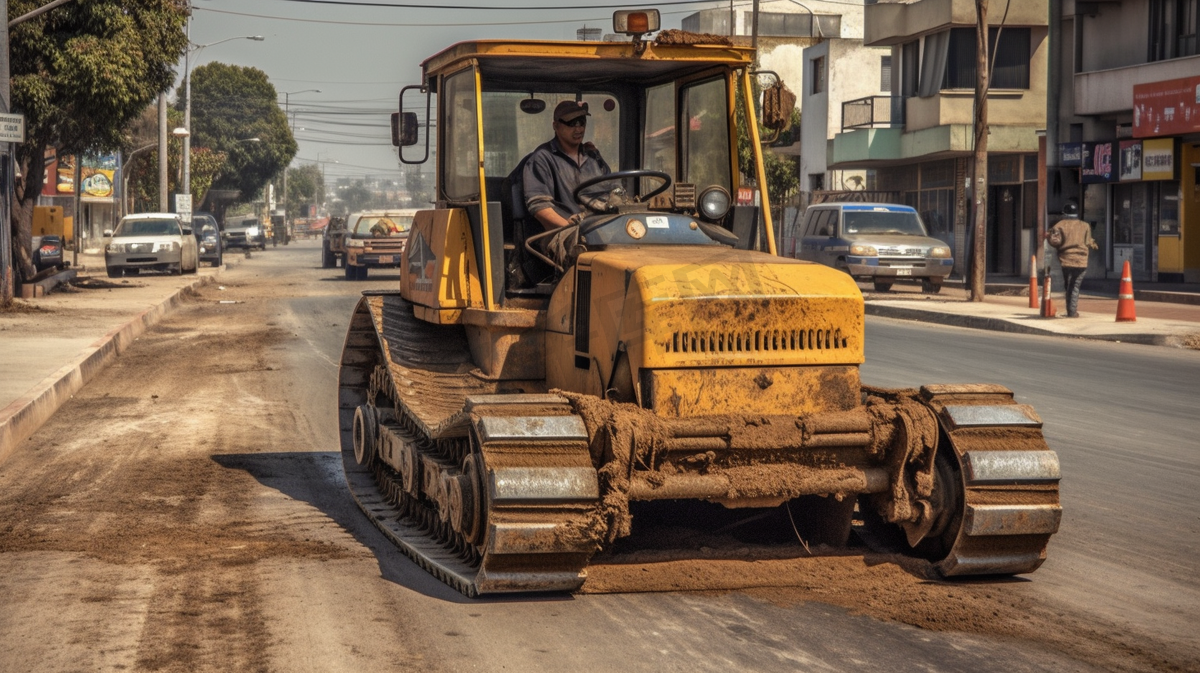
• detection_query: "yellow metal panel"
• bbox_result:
[401,208,483,317]
[474,67,495,311]
[571,248,864,369]
[644,366,861,417]
[421,40,754,78]
[741,69,776,255]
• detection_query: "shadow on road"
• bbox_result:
[211,451,574,605]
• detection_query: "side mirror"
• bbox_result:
[393,111,419,147]
[103,229,113,237]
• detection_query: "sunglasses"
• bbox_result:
[559,118,587,127]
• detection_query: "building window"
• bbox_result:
[942,27,1031,90]
[810,174,825,191]
[811,56,826,95]
[1150,0,1199,60]
[881,55,893,92]
[748,11,841,38]
[901,41,919,97]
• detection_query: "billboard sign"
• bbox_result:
[1142,138,1176,180]
[1081,141,1115,184]
[1133,75,1200,138]
[1118,140,1142,181]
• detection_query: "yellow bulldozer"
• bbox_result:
[338,11,1061,596]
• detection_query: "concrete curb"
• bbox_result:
[865,303,1184,348]
[0,274,216,465]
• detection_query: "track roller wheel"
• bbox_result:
[352,404,378,467]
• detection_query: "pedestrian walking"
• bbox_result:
[1047,202,1098,318]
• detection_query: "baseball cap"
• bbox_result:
[554,100,590,123]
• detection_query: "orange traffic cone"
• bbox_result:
[1116,260,1137,322]
[1041,276,1056,318]
[1029,255,1039,309]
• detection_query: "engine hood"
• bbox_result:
[571,246,865,371]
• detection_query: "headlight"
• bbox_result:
[698,186,732,220]
[928,246,951,258]
[154,241,180,252]
[107,243,128,253]
[247,226,260,237]
[198,245,207,254]
[850,244,878,256]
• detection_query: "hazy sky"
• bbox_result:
[185,0,736,185]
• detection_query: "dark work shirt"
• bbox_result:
[522,137,611,221]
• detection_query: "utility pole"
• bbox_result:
[1,0,13,303]
[158,93,167,212]
[969,0,990,301]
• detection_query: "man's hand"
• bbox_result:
[567,212,585,226]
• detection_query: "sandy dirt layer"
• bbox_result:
[0,278,424,672]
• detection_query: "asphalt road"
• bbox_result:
[0,241,1195,672]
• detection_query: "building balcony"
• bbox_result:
[864,0,1046,46]
[842,96,907,132]
[1074,54,1200,116]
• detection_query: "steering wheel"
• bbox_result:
[572,169,673,214]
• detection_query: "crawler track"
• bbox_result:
[339,293,602,596]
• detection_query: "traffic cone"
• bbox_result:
[1116,259,1137,322]
[1041,276,1056,318]
[1029,255,1039,309]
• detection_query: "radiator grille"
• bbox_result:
[876,246,925,257]
[574,269,591,354]
[661,327,849,354]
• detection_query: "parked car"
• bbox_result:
[104,213,199,277]
[32,235,64,273]
[192,214,223,267]
[343,209,417,280]
[795,203,953,293]
[223,215,267,251]
[322,215,347,268]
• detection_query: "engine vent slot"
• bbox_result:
[574,269,592,355]
[662,327,849,354]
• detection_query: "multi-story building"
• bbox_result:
[1050,0,1200,282]
[827,0,1049,277]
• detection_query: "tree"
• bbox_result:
[285,164,322,218]
[185,62,295,204]
[736,85,800,214]
[127,106,226,214]
[5,0,188,302]
[337,183,374,213]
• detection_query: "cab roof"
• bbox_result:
[420,39,754,90]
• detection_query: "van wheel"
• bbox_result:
[107,266,123,279]
[922,279,942,294]
[345,264,357,280]
[873,281,893,292]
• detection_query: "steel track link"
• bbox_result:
[339,294,603,595]
[921,384,1062,575]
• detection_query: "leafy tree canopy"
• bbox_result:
[5,0,188,295]
[184,62,296,203]
[285,164,323,217]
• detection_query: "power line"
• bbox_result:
[271,0,715,10]
[195,5,696,26]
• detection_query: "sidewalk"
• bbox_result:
[2,256,1198,464]
[0,251,233,463]
[865,280,1200,349]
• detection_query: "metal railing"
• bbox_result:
[841,95,906,132]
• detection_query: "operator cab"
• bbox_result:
[394,9,776,303]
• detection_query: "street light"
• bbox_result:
[280,89,320,225]
[180,27,265,206]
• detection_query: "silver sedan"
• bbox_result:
[104,213,199,278]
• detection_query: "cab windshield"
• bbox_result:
[114,218,181,237]
[354,215,414,236]
[843,211,928,236]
